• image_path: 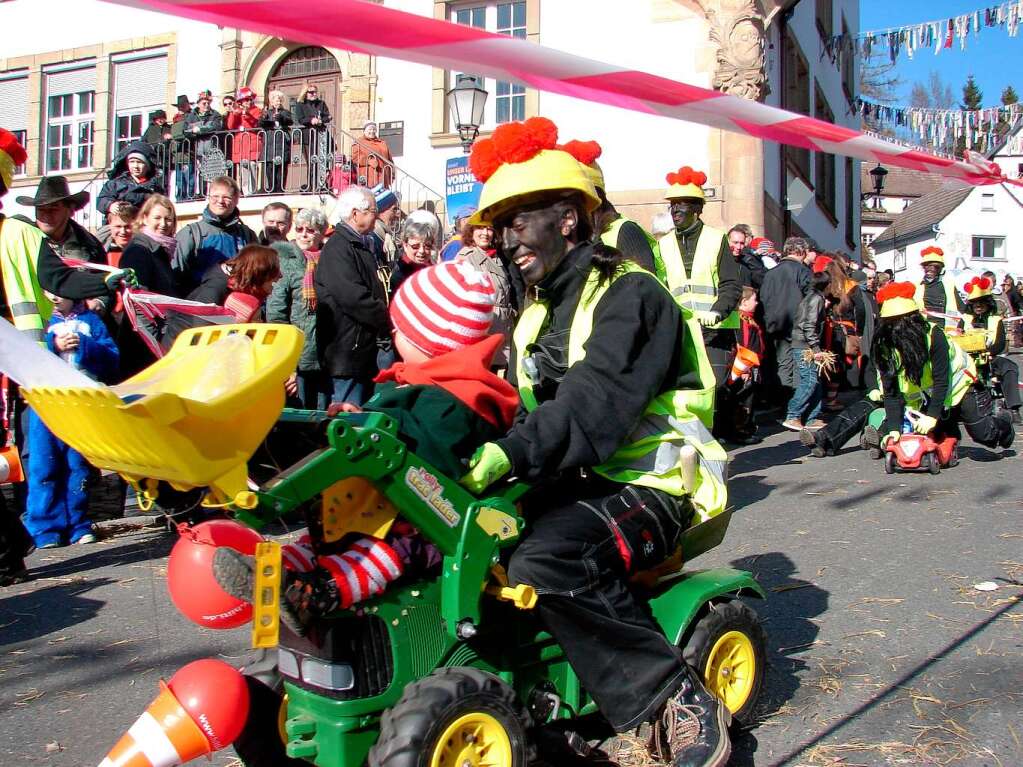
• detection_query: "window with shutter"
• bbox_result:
[44,63,97,172]
[0,75,28,177]
[112,53,168,153]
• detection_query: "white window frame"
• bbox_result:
[10,128,27,177]
[46,89,95,173]
[980,193,995,212]
[112,111,146,154]
[450,1,526,127]
[894,248,906,271]
[111,51,169,156]
[972,235,1005,261]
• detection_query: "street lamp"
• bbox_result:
[446,74,488,153]
[861,163,888,209]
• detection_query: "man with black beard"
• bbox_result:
[459,118,731,767]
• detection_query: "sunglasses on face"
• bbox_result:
[294,226,320,234]
[406,242,430,251]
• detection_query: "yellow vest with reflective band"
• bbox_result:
[894,329,976,410]
[915,274,960,328]
[601,215,666,284]
[512,261,727,521]
[0,216,50,344]
[977,314,1002,346]
[657,224,739,329]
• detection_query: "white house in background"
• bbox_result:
[859,164,942,257]
[0,0,861,252]
[872,121,1023,283]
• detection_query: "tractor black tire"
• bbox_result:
[369,667,532,767]
[682,599,767,725]
[232,674,305,767]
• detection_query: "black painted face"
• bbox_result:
[669,198,703,231]
[922,262,941,281]
[498,204,575,287]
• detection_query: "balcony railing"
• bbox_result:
[75,124,444,229]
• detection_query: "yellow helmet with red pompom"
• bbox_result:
[559,139,604,191]
[0,128,28,192]
[920,245,945,265]
[468,117,599,226]
[664,166,708,201]
[963,275,993,302]
[877,281,921,319]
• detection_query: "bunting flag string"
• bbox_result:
[825,0,1023,65]
[101,0,1022,189]
[856,98,1023,153]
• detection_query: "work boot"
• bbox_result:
[799,427,827,457]
[652,669,732,767]
[997,411,1015,449]
[861,425,881,450]
[213,547,310,636]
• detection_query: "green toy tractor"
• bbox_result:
[232,409,767,767]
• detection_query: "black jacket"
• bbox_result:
[881,325,951,429]
[97,141,166,217]
[116,232,181,378]
[36,219,111,302]
[761,256,811,337]
[498,244,690,482]
[295,98,332,130]
[314,224,390,378]
[389,257,429,295]
[736,247,766,290]
[792,291,825,351]
[259,106,295,164]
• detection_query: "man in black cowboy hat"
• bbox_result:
[142,109,171,146]
[15,176,133,304]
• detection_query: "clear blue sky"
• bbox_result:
[860,0,1021,107]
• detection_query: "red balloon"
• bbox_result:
[168,659,251,751]
[166,519,263,629]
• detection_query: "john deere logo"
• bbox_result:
[405,467,460,527]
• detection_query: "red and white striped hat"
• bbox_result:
[389,261,496,357]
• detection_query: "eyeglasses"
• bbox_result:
[306,90,318,95]
[294,226,320,234]
[405,242,430,251]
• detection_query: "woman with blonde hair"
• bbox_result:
[456,220,517,368]
[294,82,333,191]
[259,88,294,193]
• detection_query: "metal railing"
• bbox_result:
[75,124,444,229]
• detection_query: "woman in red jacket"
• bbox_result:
[226,87,264,195]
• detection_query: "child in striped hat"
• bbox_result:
[215,261,519,633]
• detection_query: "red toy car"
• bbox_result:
[883,433,959,474]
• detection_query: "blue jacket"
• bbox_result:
[172,207,256,294]
[46,306,120,383]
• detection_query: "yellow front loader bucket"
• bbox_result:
[23,324,302,505]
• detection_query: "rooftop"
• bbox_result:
[873,186,972,249]
[861,165,944,200]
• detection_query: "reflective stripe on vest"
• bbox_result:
[512,261,727,519]
[0,216,50,344]
[601,215,666,284]
[657,224,739,329]
[897,329,976,410]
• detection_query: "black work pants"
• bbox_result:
[991,355,1022,410]
[817,397,877,454]
[508,478,693,731]
[704,329,736,437]
[940,385,1012,447]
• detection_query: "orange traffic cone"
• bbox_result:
[728,345,761,384]
[98,682,210,767]
[0,445,23,484]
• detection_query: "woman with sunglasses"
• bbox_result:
[389,219,436,295]
[295,82,333,192]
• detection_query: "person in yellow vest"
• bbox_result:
[459,117,731,767]
[658,166,741,439]
[559,139,662,277]
[874,281,1012,451]
[915,246,965,327]
[962,275,1021,422]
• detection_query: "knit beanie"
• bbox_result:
[126,151,149,167]
[389,261,497,357]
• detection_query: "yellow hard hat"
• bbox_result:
[664,166,708,201]
[560,139,605,191]
[877,282,920,319]
[919,246,944,265]
[963,276,993,302]
[468,118,600,226]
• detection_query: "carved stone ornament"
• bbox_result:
[706,0,767,101]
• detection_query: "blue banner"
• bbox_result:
[445,155,482,227]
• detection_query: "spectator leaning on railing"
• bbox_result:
[169,95,194,201]
[226,87,264,196]
[260,89,294,194]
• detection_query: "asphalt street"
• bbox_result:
[0,406,1020,767]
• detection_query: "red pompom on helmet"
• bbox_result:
[469,116,561,182]
[469,138,502,182]
[559,140,603,166]
[492,122,539,164]
[524,116,559,150]
[665,166,707,187]
[166,519,264,629]
[876,281,916,304]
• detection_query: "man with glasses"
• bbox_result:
[259,202,293,246]
[172,175,256,293]
[315,186,388,407]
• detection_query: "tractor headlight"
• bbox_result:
[278,648,355,692]
[278,648,300,679]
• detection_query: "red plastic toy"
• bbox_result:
[883,433,959,474]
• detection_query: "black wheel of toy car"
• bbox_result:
[925,452,941,475]
[948,445,960,467]
[233,674,305,767]
[884,451,896,474]
[682,599,767,725]
[369,667,532,767]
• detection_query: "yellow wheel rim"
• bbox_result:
[278,693,289,745]
[429,712,513,767]
[703,630,757,714]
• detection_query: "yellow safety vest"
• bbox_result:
[512,260,727,522]
[657,224,739,329]
[895,329,976,410]
[915,274,960,328]
[601,215,666,284]
[0,216,50,344]
[978,314,1002,346]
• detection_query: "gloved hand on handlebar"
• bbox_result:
[104,267,138,290]
[460,443,511,495]
[881,431,901,448]
[911,414,938,435]
[698,311,721,328]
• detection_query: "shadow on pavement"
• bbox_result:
[25,533,175,580]
[0,577,113,646]
[729,438,807,478]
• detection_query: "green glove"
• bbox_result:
[866,388,882,403]
[912,413,938,435]
[104,268,138,289]
[698,311,721,328]
[460,443,511,495]
[881,431,901,448]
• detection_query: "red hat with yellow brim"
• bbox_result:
[877,282,920,318]
[963,276,993,302]
[664,166,708,201]
[920,246,945,265]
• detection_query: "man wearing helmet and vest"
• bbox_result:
[961,276,1022,423]
[559,139,661,277]
[658,168,741,438]
[916,246,965,328]
[459,117,731,767]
